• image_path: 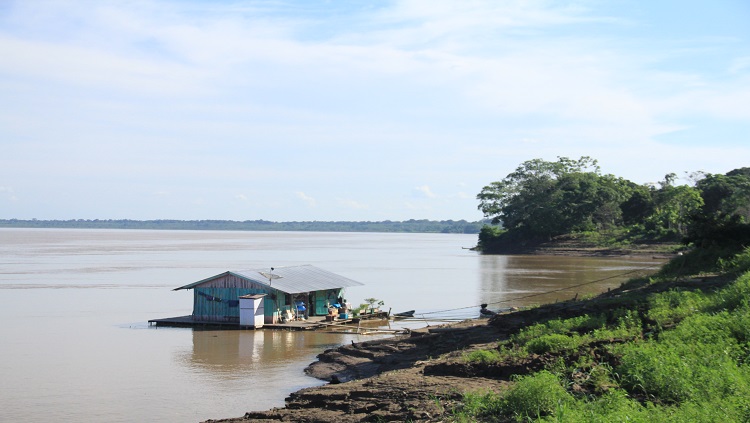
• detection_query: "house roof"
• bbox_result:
[173,264,364,294]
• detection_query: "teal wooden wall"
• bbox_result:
[192,287,344,321]
[193,287,264,321]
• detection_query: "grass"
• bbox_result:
[451,246,750,422]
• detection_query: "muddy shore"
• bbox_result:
[204,317,515,422]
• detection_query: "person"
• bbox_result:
[480,303,496,316]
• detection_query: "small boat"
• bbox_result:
[392,310,415,318]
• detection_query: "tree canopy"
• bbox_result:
[477,157,750,252]
[477,157,627,239]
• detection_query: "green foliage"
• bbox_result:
[646,289,712,327]
[453,249,750,422]
[477,160,750,252]
[592,309,642,340]
[526,333,584,355]
[0,218,485,234]
[512,314,607,345]
[477,156,631,239]
[645,182,703,238]
[464,349,503,364]
[707,271,750,315]
[456,390,504,420]
[616,309,750,405]
[503,371,574,419]
[719,248,750,275]
[657,244,746,277]
[477,225,506,251]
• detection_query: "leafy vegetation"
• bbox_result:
[476,157,750,252]
[452,245,750,422]
[0,218,483,234]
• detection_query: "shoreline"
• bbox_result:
[480,239,683,258]
[204,246,681,422]
[205,266,686,423]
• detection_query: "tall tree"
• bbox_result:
[687,168,750,248]
[477,156,621,239]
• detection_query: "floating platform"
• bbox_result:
[148,311,390,331]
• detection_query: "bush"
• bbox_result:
[502,371,573,419]
[719,247,750,274]
[714,271,750,311]
[456,390,503,421]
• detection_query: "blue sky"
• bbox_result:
[1,0,748,221]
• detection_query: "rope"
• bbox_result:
[417,264,661,316]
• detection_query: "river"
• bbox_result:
[0,228,661,422]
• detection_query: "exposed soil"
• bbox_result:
[204,319,510,423]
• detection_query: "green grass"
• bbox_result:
[451,247,750,422]
[464,348,503,364]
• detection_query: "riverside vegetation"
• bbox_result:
[450,245,750,422]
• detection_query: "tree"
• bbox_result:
[686,168,750,248]
[477,156,626,239]
[621,184,655,226]
[645,174,703,238]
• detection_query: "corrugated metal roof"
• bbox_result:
[173,264,364,294]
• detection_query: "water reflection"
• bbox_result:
[479,255,662,309]
[178,329,346,380]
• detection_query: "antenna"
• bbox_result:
[260,268,280,286]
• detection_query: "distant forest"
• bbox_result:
[0,218,484,234]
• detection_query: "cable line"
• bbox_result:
[417,264,661,317]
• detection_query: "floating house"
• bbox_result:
[171,264,364,325]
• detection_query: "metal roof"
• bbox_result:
[173,264,364,294]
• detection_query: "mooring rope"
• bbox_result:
[415,264,662,317]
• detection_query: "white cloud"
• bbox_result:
[729,56,750,74]
[0,186,18,202]
[295,192,316,208]
[0,1,748,221]
[337,198,368,210]
[413,185,437,198]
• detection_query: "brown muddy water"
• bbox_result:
[0,228,662,422]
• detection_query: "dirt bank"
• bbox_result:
[204,319,510,422]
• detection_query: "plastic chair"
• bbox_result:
[295,301,306,320]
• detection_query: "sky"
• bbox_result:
[1,0,748,222]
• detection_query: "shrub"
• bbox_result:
[719,247,750,274]
[502,370,573,419]
[714,271,750,311]
[456,389,503,420]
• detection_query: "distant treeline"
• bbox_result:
[0,218,484,234]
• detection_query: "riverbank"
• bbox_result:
[206,256,738,422]
[480,234,683,257]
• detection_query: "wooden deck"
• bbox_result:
[148,311,390,331]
